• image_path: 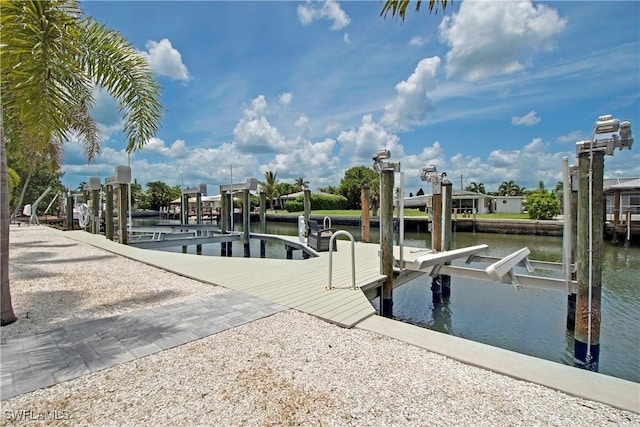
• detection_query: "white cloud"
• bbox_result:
[381,56,440,129]
[338,114,402,164]
[140,39,190,81]
[297,0,350,30]
[512,111,541,126]
[262,138,341,184]
[343,33,350,43]
[439,1,566,81]
[279,92,293,107]
[409,36,425,47]
[142,137,187,158]
[556,130,585,144]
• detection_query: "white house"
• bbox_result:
[494,196,525,214]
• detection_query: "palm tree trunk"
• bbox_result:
[1,101,18,326]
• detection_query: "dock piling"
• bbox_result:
[380,168,395,317]
[574,150,604,371]
[243,189,250,257]
[260,191,267,258]
[361,184,370,243]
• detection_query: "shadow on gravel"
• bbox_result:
[10,241,80,249]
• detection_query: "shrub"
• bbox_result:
[295,193,349,210]
[285,201,304,212]
[524,192,561,220]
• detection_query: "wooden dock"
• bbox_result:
[65,231,429,328]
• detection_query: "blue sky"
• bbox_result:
[63,0,639,194]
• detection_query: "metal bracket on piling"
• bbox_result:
[326,230,357,290]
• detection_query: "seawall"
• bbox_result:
[264,214,565,237]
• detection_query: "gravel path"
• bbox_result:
[2,225,639,426]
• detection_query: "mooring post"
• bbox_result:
[380,168,395,317]
[220,190,228,257]
[430,184,443,303]
[243,189,251,257]
[105,184,114,240]
[441,179,453,298]
[66,191,73,230]
[303,187,311,228]
[227,192,233,256]
[260,191,267,258]
[118,184,128,244]
[195,191,202,254]
[574,150,604,372]
[361,183,370,243]
[565,160,578,330]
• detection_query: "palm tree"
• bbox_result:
[498,180,522,196]
[294,177,309,192]
[259,171,279,209]
[465,181,486,194]
[381,0,450,21]
[1,0,163,326]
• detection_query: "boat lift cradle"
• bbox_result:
[399,244,576,293]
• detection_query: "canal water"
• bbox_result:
[140,219,640,383]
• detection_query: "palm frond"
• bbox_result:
[79,20,163,152]
[381,0,449,21]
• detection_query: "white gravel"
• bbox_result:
[2,225,639,426]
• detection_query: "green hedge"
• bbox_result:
[298,193,348,210]
[285,201,304,212]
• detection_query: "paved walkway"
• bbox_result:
[0,291,288,400]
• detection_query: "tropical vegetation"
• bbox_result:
[1,0,163,326]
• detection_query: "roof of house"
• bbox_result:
[604,177,640,192]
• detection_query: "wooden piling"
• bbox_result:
[574,150,603,371]
[105,185,114,240]
[441,180,453,298]
[66,193,73,231]
[220,190,228,256]
[303,188,311,227]
[260,191,267,258]
[117,184,128,244]
[566,164,579,330]
[380,168,394,317]
[361,184,370,242]
[243,189,250,258]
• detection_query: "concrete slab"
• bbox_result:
[357,315,640,414]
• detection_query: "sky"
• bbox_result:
[63,0,640,195]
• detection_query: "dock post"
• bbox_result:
[243,189,250,257]
[105,185,114,240]
[380,168,395,317]
[431,185,443,303]
[117,184,128,244]
[574,150,604,372]
[226,192,233,256]
[303,187,311,228]
[91,189,99,234]
[195,191,202,254]
[361,184,370,242]
[441,179,453,298]
[220,190,228,256]
[565,160,578,330]
[66,191,73,230]
[260,191,267,258]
